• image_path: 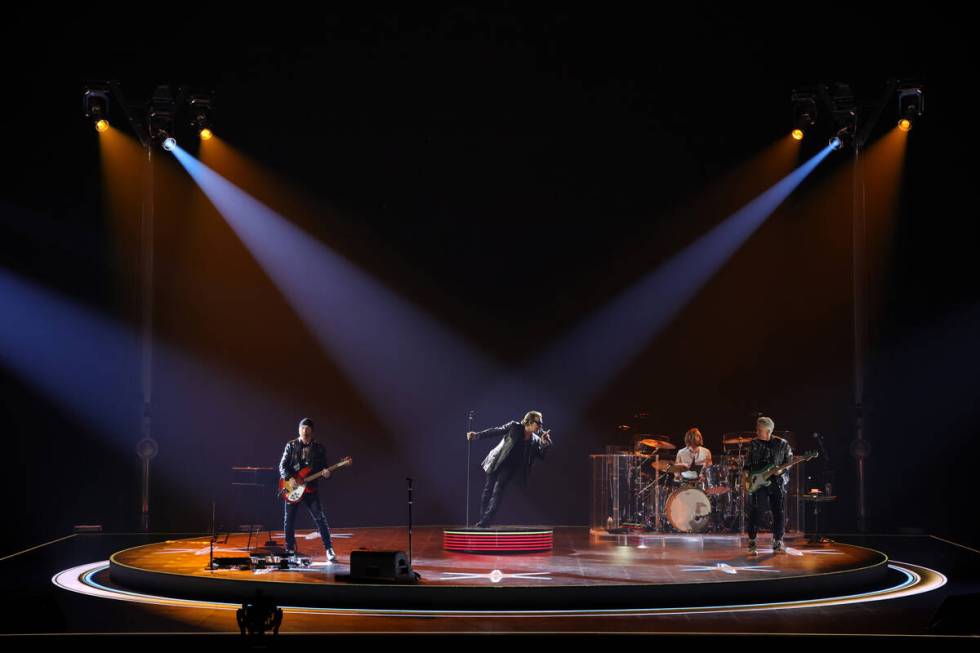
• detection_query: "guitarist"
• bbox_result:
[279,418,337,563]
[743,416,793,555]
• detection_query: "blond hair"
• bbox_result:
[684,428,703,448]
[757,416,775,433]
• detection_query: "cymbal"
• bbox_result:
[723,434,755,445]
[647,460,672,471]
[637,438,676,450]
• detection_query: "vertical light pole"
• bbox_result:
[93,82,188,532]
[850,138,870,532]
[138,140,156,532]
[842,80,901,532]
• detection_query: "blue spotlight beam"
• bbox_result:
[171,146,529,509]
[531,144,835,404]
[172,146,496,417]
[0,268,295,451]
[0,269,136,443]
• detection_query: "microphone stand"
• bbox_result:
[466,410,475,526]
[407,477,414,567]
[208,501,215,572]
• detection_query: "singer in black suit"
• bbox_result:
[466,410,552,528]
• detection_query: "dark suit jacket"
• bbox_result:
[474,420,550,477]
[279,438,328,491]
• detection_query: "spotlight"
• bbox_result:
[823,82,857,149]
[791,90,817,141]
[83,88,111,133]
[188,94,214,141]
[149,85,178,151]
[824,83,856,151]
[898,86,924,131]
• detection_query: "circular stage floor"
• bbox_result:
[95,526,924,612]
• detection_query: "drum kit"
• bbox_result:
[623,432,759,533]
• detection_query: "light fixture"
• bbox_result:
[898,87,924,131]
[83,88,111,133]
[791,90,817,141]
[189,94,214,141]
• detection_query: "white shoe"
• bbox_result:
[326,547,338,563]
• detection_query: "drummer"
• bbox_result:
[675,428,713,482]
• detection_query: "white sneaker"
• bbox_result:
[326,547,338,563]
[773,539,785,553]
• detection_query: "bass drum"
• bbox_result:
[665,487,712,533]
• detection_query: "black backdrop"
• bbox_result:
[2,7,978,553]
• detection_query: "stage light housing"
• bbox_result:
[791,90,817,141]
[83,88,111,133]
[898,87,924,131]
[188,95,214,141]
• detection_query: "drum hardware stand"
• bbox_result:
[653,448,662,533]
[633,452,662,532]
[728,442,749,534]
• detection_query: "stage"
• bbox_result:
[3,526,966,640]
[99,526,906,611]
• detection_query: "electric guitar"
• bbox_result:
[278,456,353,503]
[746,451,818,493]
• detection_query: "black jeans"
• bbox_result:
[477,463,521,526]
[283,491,333,552]
[747,480,786,541]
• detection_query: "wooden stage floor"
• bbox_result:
[113,526,881,588]
[102,526,900,611]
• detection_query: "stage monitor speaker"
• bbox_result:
[349,550,416,583]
